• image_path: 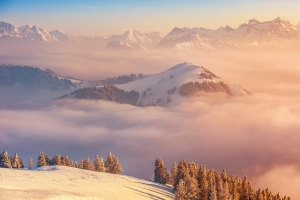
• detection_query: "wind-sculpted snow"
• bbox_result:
[0,166,174,200]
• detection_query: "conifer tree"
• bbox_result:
[37,152,48,167]
[11,153,21,169]
[83,157,93,170]
[18,157,24,168]
[105,152,114,172]
[169,162,178,185]
[105,153,122,174]
[209,184,217,200]
[78,159,84,169]
[174,159,188,190]
[93,155,105,172]
[0,151,12,168]
[28,157,34,169]
[175,179,186,200]
[52,155,62,165]
[188,161,199,179]
[111,156,122,174]
[184,174,198,200]
[197,165,208,200]
[63,155,70,166]
[154,158,169,184]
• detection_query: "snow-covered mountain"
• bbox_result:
[0,21,58,42]
[49,30,80,41]
[115,62,249,106]
[0,65,78,90]
[158,17,300,50]
[107,29,164,49]
[68,62,250,107]
[0,166,174,200]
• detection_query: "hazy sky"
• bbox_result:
[1,0,300,36]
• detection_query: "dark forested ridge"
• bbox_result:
[70,85,139,105]
[154,158,291,200]
[179,81,234,96]
[100,73,149,85]
[0,65,76,90]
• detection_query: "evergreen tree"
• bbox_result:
[28,157,34,169]
[154,158,169,184]
[209,184,217,200]
[169,162,178,185]
[11,153,21,169]
[105,153,122,174]
[18,157,24,168]
[78,159,84,169]
[110,156,122,174]
[184,174,198,200]
[37,152,48,167]
[197,165,208,200]
[63,155,71,166]
[188,161,199,179]
[83,157,93,170]
[174,159,188,190]
[175,179,186,200]
[0,151,12,168]
[93,155,105,172]
[105,152,114,172]
[52,155,62,165]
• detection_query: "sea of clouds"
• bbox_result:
[0,45,300,198]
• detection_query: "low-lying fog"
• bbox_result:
[0,44,300,198]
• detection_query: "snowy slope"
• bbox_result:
[0,166,174,200]
[115,62,249,106]
[158,17,299,50]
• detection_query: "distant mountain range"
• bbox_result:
[158,17,300,50]
[1,17,299,50]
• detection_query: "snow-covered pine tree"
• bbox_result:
[93,155,105,172]
[154,158,169,184]
[184,174,198,200]
[0,151,12,168]
[174,159,188,190]
[63,155,70,166]
[83,157,93,170]
[209,183,217,200]
[37,152,48,167]
[28,157,34,169]
[188,161,199,179]
[52,155,62,165]
[104,152,114,173]
[18,157,24,168]
[11,153,21,169]
[111,156,122,174]
[175,179,186,200]
[78,159,84,169]
[104,153,122,174]
[197,165,208,200]
[169,162,178,185]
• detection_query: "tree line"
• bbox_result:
[0,151,122,174]
[71,85,139,106]
[154,158,291,200]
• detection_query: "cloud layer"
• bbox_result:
[0,47,300,198]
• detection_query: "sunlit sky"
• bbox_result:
[1,0,300,36]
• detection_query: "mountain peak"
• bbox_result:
[248,18,262,25]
